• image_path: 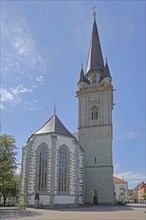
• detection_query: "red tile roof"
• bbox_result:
[113,176,127,183]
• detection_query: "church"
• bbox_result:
[20,11,114,207]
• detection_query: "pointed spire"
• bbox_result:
[100,58,111,82]
[104,58,111,78]
[78,63,90,84]
[86,12,104,75]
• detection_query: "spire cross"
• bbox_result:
[54,103,56,114]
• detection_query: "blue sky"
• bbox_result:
[1,1,145,189]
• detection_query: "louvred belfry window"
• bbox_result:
[91,106,98,120]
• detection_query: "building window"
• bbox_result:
[38,144,48,191]
[58,146,69,192]
[95,157,96,164]
[91,106,98,120]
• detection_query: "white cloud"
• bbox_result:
[114,170,145,189]
[1,88,14,102]
[11,85,32,95]
[36,75,44,85]
[1,15,44,69]
[1,6,48,110]
[0,85,33,109]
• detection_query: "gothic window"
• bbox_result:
[91,106,98,120]
[58,146,69,192]
[38,144,48,191]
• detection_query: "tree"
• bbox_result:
[0,134,17,206]
[142,193,146,200]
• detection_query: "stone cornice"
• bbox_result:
[76,85,113,96]
[85,165,114,168]
[78,123,112,129]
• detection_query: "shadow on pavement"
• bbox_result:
[0,208,42,219]
[56,205,134,212]
[127,204,146,209]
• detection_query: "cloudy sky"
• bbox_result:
[1,1,145,189]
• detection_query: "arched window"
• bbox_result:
[38,144,48,191]
[58,146,69,192]
[91,106,98,120]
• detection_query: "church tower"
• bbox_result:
[77,12,114,205]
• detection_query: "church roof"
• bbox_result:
[34,114,74,138]
[86,17,104,75]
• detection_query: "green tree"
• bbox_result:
[142,193,146,200]
[0,134,17,206]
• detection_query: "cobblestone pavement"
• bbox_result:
[0,204,145,220]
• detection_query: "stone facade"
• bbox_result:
[20,131,84,207]
[77,85,114,205]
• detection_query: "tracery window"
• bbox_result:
[58,146,69,192]
[91,106,98,120]
[38,144,48,191]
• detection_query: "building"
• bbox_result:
[20,11,114,207]
[20,114,84,208]
[138,182,146,202]
[113,176,128,203]
[132,182,146,203]
[76,12,114,205]
[132,184,139,201]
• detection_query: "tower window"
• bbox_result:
[91,106,98,120]
[58,146,69,192]
[95,157,96,164]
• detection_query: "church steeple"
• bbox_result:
[86,11,104,75]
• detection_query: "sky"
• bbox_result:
[1,0,145,189]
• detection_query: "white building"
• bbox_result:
[20,11,114,207]
[113,176,128,203]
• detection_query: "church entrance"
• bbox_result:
[93,190,98,205]
[93,196,98,205]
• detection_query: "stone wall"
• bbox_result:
[21,133,84,207]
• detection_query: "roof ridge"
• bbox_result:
[34,114,74,138]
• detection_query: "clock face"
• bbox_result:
[89,93,99,101]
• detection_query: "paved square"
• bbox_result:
[0,204,145,220]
